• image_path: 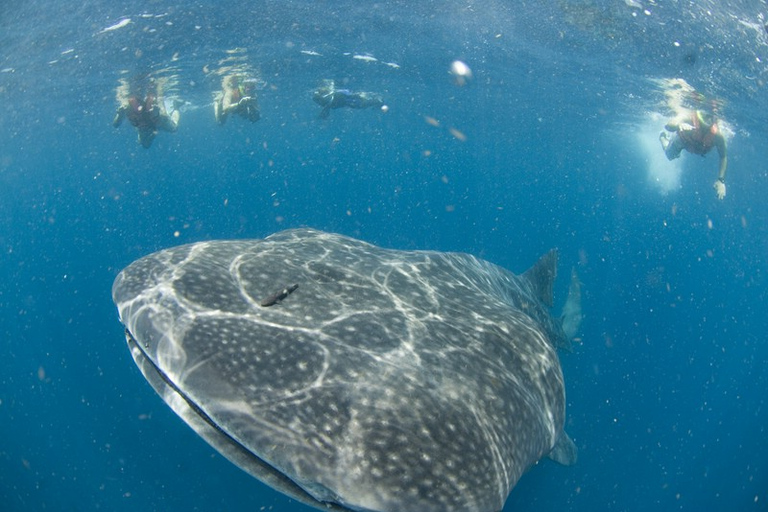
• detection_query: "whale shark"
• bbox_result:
[112,228,581,512]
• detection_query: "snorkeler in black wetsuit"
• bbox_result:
[312,79,383,119]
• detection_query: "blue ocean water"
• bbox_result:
[1,1,766,511]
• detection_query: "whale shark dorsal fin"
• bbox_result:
[522,249,558,308]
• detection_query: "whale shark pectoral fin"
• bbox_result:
[548,430,577,466]
[561,266,582,342]
[522,249,558,307]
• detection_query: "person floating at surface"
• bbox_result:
[312,79,383,119]
[113,90,180,148]
[214,74,261,125]
[659,109,728,200]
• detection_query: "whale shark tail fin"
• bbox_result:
[548,430,578,466]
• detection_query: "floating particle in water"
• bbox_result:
[450,60,472,86]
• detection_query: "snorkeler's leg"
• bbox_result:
[138,128,156,148]
[112,106,126,128]
[157,111,179,132]
[346,92,382,109]
[659,131,669,150]
[361,92,383,109]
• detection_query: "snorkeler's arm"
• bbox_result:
[221,89,236,114]
[712,134,728,200]
[716,134,727,181]
[665,115,695,132]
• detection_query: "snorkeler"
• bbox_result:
[312,79,383,119]
[214,74,261,125]
[659,109,728,200]
[113,84,180,149]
